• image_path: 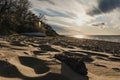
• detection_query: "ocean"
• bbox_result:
[73,35,120,43]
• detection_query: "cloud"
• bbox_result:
[99,0,120,12]
[29,0,120,35]
[46,8,75,19]
[37,0,55,5]
[87,7,101,16]
[50,24,81,35]
[88,0,120,15]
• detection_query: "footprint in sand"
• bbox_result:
[93,63,107,68]
[10,41,28,47]
[39,45,60,52]
[112,68,120,72]
[19,56,50,74]
[33,51,47,55]
[0,58,69,80]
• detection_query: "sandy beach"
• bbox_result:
[0,34,120,80]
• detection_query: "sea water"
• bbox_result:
[73,35,120,43]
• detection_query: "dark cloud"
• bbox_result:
[38,0,55,5]
[99,0,120,12]
[87,7,102,16]
[88,0,120,16]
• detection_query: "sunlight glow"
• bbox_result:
[73,35,85,38]
[75,14,93,25]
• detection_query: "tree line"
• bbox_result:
[0,0,58,36]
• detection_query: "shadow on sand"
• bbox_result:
[0,57,70,80]
[61,61,89,80]
[39,45,60,52]
[19,56,49,74]
[0,60,26,78]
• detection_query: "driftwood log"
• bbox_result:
[54,54,88,75]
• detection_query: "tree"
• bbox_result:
[38,13,47,23]
[0,0,31,34]
[0,0,58,36]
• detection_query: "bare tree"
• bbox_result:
[0,0,58,36]
[39,13,47,23]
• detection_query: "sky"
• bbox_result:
[29,0,120,35]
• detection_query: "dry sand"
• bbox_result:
[0,35,120,80]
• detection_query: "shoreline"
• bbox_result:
[67,35,120,43]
